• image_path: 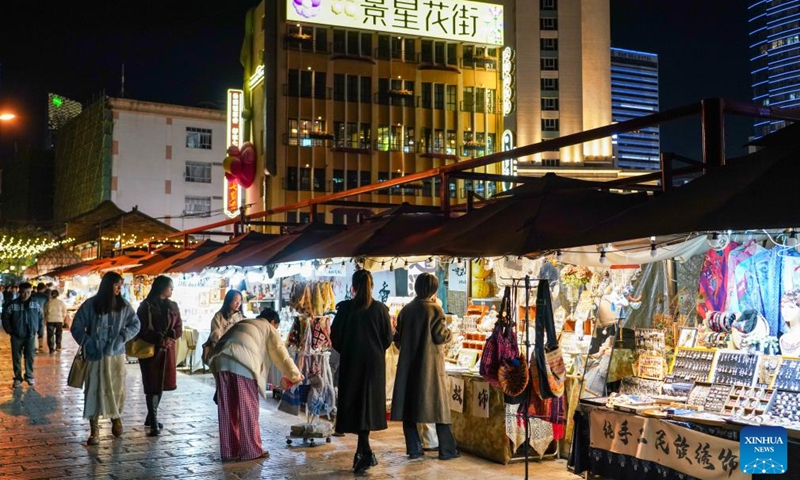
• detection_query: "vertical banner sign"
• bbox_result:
[502,47,515,116]
[501,130,515,191]
[471,380,490,418]
[449,376,465,413]
[448,261,468,292]
[225,89,244,218]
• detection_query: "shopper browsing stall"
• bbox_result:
[135,275,183,437]
[331,269,393,474]
[207,317,303,462]
[391,273,459,461]
[203,289,245,364]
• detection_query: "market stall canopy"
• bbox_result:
[50,250,158,278]
[128,240,222,275]
[60,200,180,246]
[566,143,800,247]
[214,223,345,268]
[184,231,280,270]
[385,173,648,257]
[23,247,82,278]
[277,204,446,262]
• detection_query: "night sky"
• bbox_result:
[1,0,753,160]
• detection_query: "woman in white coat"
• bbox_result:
[208,317,303,462]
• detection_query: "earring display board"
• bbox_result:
[637,354,666,380]
[771,356,800,392]
[710,350,760,387]
[766,389,800,422]
[635,328,666,353]
[687,382,732,413]
[724,385,773,417]
[669,347,716,384]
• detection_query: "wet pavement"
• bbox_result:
[0,335,579,479]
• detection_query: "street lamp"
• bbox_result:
[0,113,15,122]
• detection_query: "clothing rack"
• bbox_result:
[500,275,560,480]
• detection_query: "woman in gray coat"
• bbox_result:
[391,273,459,460]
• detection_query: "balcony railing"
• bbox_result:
[461,56,497,70]
[374,92,420,107]
[282,84,332,100]
[283,133,333,147]
[283,38,332,54]
[460,100,499,114]
[374,48,421,63]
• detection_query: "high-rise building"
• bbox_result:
[610,48,660,170]
[236,0,613,226]
[750,0,800,138]
[53,97,231,233]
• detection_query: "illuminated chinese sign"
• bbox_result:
[501,130,515,191]
[287,0,504,46]
[225,89,244,218]
[502,47,515,116]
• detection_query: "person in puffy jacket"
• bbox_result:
[1,282,43,388]
[208,317,302,462]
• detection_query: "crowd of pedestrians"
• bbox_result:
[1,269,460,471]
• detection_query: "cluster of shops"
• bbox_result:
[25,121,800,478]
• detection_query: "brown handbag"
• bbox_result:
[126,303,155,359]
[67,342,88,389]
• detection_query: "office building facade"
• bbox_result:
[750,0,800,137]
[610,48,660,170]
[238,0,613,225]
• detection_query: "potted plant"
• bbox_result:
[287,32,311,41]
[308,131,335,140]
[387,88,414,97]
[463,140,486,150]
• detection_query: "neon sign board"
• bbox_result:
[224,89,244,219]
[287,0,504,46]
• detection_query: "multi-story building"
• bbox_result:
[610,48,660,170]
[53,97,231,233]
[237,0,613,226]
[750,0,800,137]
[47,93,82,150]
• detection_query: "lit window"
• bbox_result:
[186,127,212,149]
[184,162,212,183]
[184,196,211,217]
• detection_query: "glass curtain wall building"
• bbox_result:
[750,0,800,137]
[610,48,660,170]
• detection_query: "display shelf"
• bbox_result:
[723,385,773,417]
[709,349,760,387]
[668,347,715,384]
[770,356,800,391]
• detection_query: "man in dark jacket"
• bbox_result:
[1,282,43,387]
[30,283,49,352]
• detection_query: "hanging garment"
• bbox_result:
[724,240,763,313]
[697,242,740,320]
[306,351,336,418]
[736,248,769,315]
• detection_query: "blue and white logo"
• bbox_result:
[740,426,787,474]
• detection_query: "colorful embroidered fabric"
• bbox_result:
[697,242,740,320]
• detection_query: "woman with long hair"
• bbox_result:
[208,289,244,345]
[391,273,459,460]
[71,271,140,445]
[135,275,183,436]
[330,269,393,473]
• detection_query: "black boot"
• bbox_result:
[353,450,374,474]
[144,394,163,430]
[147,394,161,436]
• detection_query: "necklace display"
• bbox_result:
[780,331,800,355]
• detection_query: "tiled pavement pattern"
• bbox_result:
[0,336,580,479]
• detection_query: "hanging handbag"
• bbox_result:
[531,279,566,399]
[126,303,155,359]
[67,339,89,389]
[480,287,514,387]
[497,287,530,402]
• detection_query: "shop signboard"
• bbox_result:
[448,261,468,292]
[287,0,504,46]
[449,376,465,413]
[224,89,244,218]
[471,380,490,418]
[590,410,747,480]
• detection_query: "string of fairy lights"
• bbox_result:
[0,235,74,260]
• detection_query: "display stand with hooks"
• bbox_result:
[500,275,561,480]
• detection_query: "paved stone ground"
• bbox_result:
[0,335,580,479]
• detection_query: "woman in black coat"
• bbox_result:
[135,275,182,437]
[330,269,393,474]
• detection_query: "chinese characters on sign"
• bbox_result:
[590,410,747,480]
[448,376,464,413]
[287,0,504,46]
[448,261,468,292]
[224,89,244,218]
[470,380,490,418]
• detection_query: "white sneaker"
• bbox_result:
[12,379,22,388]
